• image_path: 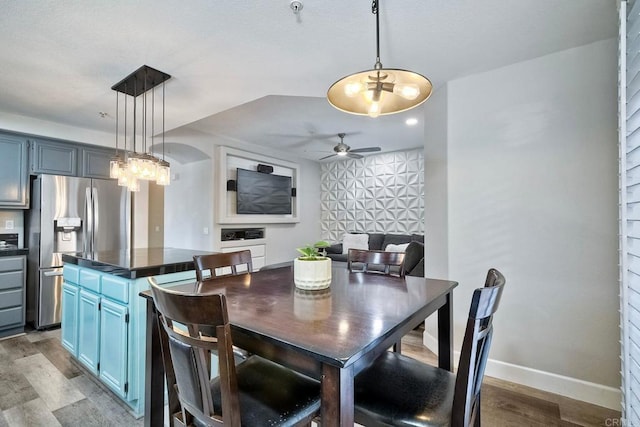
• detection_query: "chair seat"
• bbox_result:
[354,351,456,427]
[211,356,321,427]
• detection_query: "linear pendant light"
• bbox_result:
[327,0,432,117]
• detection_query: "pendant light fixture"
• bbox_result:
[110,65,171,191]
[327,0,432,117]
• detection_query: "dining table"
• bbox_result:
[139,262,458,427]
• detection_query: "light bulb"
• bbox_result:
[128,175,140,192]
[110,158,121,179]
[156,161,171,186]
[337,151,348,157]
[344,81,363,97]
[139,156,157,180]
[117,174,128,187]
[393,83,420,100]
[364,90,374,102]
[368,101,380,118]
[127,156,140,175]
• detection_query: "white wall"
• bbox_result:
[441,38,619,395]
[0,210,25,247]
[423,85,449,280]
[164,158,215,250]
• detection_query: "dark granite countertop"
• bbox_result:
[0,248,29,257]
[62,248,216,279]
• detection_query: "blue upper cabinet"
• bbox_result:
[30,138,78,176]
[81,146,113,179]
[30,136,115,179]
[0,134,29,208]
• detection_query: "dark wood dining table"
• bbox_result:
[140,263,457,427]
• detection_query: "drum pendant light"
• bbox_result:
[327,0,432,117]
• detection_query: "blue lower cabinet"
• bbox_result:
[99,299,128,398]
[77,289,100,375]
[61,282,79,355]
[61,263,196,418]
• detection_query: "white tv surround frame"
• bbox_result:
[216,146,300,224]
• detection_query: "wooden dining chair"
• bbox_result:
[148,279,321,427]
[354,268,506,427]
[347,248,406,277]
[193,250,253,281]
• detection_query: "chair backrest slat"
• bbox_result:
[194,250,253,282]
[451,268,506,427]
[347,248,406,277]
[148,278,241,426]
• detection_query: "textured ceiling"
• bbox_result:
[0,1,617,160]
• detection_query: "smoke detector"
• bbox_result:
[290,1,303,14]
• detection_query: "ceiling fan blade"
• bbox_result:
[349,147,381,153]
[319,154,337,160]
[346,152,364,159]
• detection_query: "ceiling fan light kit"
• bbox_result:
[327,0,432,117]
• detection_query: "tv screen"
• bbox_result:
[236,168,292,215]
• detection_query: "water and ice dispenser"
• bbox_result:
[53,217,82,253]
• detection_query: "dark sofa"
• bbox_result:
[325,233,425,277]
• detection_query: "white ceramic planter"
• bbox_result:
[293,257,332,290]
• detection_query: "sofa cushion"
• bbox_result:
[325,243,343,255]
[367,233,386,251]
[408,258,424,277]
[326,253,348,262]
[404,241,425,276]
[342,233,369,254]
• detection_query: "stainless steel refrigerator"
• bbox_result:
[26,175,131,329]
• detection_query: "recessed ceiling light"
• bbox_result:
[405,118,418,126]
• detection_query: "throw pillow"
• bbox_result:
[382,234,412,249]
[385,242,410,252]
[342,233,369,254]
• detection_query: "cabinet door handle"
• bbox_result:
[43,270,64,277]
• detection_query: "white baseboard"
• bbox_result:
[422,331,621,411]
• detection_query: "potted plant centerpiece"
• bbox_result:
[294,241,332,290]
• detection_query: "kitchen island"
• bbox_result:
[60,248,214,418]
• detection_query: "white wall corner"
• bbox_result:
[422,331,621,411]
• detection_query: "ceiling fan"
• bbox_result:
[319,133,381,160]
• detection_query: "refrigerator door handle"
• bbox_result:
[92,186,99,251]
[43,270,64,277]
[85,186,92,253]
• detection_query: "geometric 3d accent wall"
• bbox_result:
[320,149,424,242]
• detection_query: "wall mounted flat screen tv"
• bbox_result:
[236,168,292,215]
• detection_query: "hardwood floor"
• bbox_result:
[0,328,621,426]
[401,328,622,427]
